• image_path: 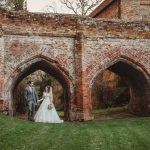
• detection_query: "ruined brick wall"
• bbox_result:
[77,19,150,117]
[95,0,120,19]
[0,8,150,120]
[121,0,150,20]
[2,35,76,118]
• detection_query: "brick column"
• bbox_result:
[0,34,7,114]
[74,32,93,121]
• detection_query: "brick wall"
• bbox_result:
[91,0,150,21]
[0,9,150,120]
[95,0,120,19]
[121,0,150,20]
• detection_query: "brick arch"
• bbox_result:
[90,55,150,87]
[5,55,74,120]
[90,56,150,116]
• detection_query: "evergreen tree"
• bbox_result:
[13,0,26,11]
[0,0,27,11]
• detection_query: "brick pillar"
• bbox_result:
[0,36,7,114]
[0,79,9,115]
[74,32,94,121]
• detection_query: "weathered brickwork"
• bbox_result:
[86,38,150,81]
[2,35,76,118]
[121,0,150,21]
[91,0,150,21]
[94,0,120,19]
[0,8,150,121]
[4,35,75,79]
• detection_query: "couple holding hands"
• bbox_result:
[24,81,63,123]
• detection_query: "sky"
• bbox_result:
[27,0,103,14]
[27,0,73,14]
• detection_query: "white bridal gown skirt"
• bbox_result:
[34,97,63,123]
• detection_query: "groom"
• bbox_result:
[24,81,38,121]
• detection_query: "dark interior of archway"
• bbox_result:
[92,60,150,120]
[92,70,130,120]
[107,61,150,116]
[12,60,70,120]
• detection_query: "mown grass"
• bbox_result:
[0,115,150,150]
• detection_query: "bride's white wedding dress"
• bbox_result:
[34,87,63,123]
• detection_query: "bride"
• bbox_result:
[34,85,63,123]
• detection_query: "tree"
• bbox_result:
[60,0,102,15]
[0,0,7,8]
[0,0,27,11]
[43,2,58,14]
[13,0,26,11]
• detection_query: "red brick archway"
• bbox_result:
[5,56,74,121]
[90,57,150,116]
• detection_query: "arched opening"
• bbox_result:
[8,57,72,121]
[13,70,65,120]
[91,58,150,120]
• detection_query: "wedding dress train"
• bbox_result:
[34,87,63,123]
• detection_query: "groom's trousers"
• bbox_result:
[28,101,35,121]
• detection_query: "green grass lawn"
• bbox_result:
[93,105,128,114]
[0,115,150,150]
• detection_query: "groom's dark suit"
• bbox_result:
[24,86,38,121]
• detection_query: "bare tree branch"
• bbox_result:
[60,0,78,15]
[85,0,101,15]
[60,0,102,15]
[43,3,58,13]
